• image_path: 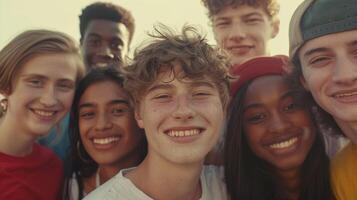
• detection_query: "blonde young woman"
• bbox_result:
[0,30,85,200]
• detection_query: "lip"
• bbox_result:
[227,45,253,55]
[30,108,58,121]
[163,127,205,143]
[91,135,122,150]
[263,133,301,156]
[331,89,357,103]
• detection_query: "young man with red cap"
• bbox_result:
[289,0,357,199]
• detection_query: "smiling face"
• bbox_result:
[78,80,144,166]
[242,75,315,172]
[135,64,225,165]
[298,29,357,142]
[81,19,130,69]
[5,53,77,138]
[212,4,279,66]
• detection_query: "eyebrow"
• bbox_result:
[302,47,330,58]
[243,90,295,111]
[242,12,264,18]
[147,84,173,93]
[189,81,216,89]
[79,99,129,109]
[21,74,75,82]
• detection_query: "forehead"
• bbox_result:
[80,80,128,104]
[154,64,216,86]
[213,4,270,20]
[84,19,129,41]
[299,29,357,58]
[18,53,78,81]
[244,75,288,103]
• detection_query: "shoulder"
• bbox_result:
[84,168,151,200]
[201,165,228,200]
[331,142,357,170]
[331,143,357,200]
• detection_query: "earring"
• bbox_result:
[0,98,8,117]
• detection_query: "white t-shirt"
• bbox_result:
[84,165,227,200]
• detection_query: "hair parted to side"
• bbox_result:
[63,67,147,200]
[123,24,231,109]
[79,2,135,45]
[224,78,335,200]
[201,0,280,20]
[0,29,85,95]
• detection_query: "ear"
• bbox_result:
[135,108,144,129]
[270,18,280,39]
[299,75,310,91]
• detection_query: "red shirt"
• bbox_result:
[0,144,63,200]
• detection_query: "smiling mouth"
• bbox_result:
[93,136,120,145]
[166,129,202,137]
[269,137,298,149]
[334,91,357,98]
[31,109,57,118]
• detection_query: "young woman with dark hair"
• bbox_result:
[62,67,147,200]
[224,56,335,200]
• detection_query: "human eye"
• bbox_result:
[282,97,301,113]
[245,113,266,124]
[192,88,213,99]
[110,41,123,51]
[79,111,95,119]
[88,38,101,47]
[214,19,231,28]
[57,81,75,91]
[245,17,262,24]
[152,93,171,101]
[26,78,43,88]
[111,105,130,116]
[308,55,332,68]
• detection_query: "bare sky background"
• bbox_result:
[0,0,302,56]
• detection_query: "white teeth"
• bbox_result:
[335,91,357,98]
[33,110,55,117]
[269,137,298,149]
[167,129,200,137]
[93,137,120,145]
[94,63,108,67]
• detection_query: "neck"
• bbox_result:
[275,168,301,200]
[127,154,203,200]
[335,118,357,144]
[0,115,35,156]
[98,165,122,183]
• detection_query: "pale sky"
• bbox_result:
[0,0,303,56]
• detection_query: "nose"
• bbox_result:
[171,95,196,121]
[97,44,115,60]
[228,23,246,42]
[267,111,291,134]
[332,57,357,85]
[39,86,57,107]
[95,113,113,131]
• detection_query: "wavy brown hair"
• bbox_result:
[123,24,231,109]
[201,0,280,20]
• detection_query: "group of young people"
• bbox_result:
[0,0,355,200]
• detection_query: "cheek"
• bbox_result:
[61,91,75,110]
[79,119,91,137]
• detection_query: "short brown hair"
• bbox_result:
[123,24,231,109]
[0,29,85,95]
[201,0,280,19]
[79,2,135,45]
